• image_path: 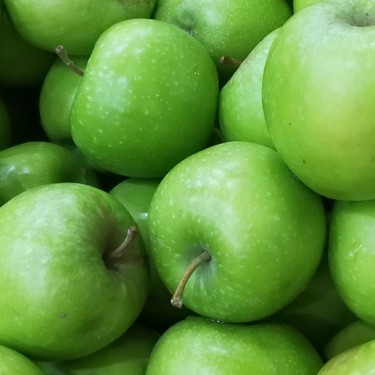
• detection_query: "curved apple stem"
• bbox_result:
[171,250,211,309]
[55,45,84,76]
[109,226,138,260]
[219,55,243,67]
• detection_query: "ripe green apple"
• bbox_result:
[110,178,191,329]
[146,316,323,374]
[148,141,326,323]
[0,12,55,87]
[40,57,88,144]
[263,0,375,200]
[318,340,375,374]
[0,182,149,360]
[38,324,159,374]
[0,97,10,150]
[218,28,279,148]
[71,19,219,178]
[154,0,291,83]
[0,141,100,206]
[274,250,355,354]
[0,345,44,374]
[325,320,375,360]
[329,199,375,327]
[2,0,157,55]
[293,0,323,12]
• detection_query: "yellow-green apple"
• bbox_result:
[318,340,375,374]
[262,0,375,200]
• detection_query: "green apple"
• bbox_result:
[148,141,326,323]
[110,178,191,330]
[0,97,10,150]
[154,0,291,83]
[110,178,161,248]
[274,249,356,354]
[146,316,323,374]
[71,19,219,178]
[218,28,279,148]
[318,340,375,374]
[0,182,149,360]
[262,0,375,200]
[0,141,100,206]
[40,57,88,145]
[329,200,375,327]
[325,320,375,360]
[0,345,44,374]
[0,12,55,87]
[2,0,157,55]
[38,324,159,374]
[294,0,323,12]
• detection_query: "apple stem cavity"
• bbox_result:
[55,45,84,76]
[109,226,138,261]
[219,55,243,67]
[171,250,211,309]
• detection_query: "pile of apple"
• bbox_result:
[0,0,374,373]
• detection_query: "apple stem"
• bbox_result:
[171,250,211,309]
[219,55,243,67]
[55,45,84,76]
[109,226,138,260]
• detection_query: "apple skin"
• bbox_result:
[0,12,55,87]
[148,141,326,323]
[293,0,323,12]
[154,0,291,83]
[318,340,375,374]
[0,345,44,374]
[146,316,323,374]
[325,320,375,360]
[329,200,375,327]
[262,0,375,200]
[38,324,159,375]
[0,98,11,150]
[274,249,356,354]
[110,178,191,330]
[0,141,100,206]
[2,0,157,55]
[0,182,149,360]
[71,19,219,178]
[40,57,88,145]
[219,28,279,148]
